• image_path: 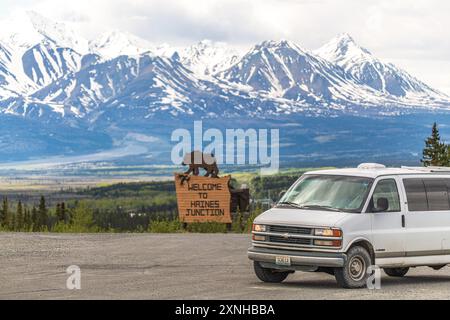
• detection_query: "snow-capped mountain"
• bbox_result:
[89,31,153,59]
[217,39,432,112]
[0,11,88,54]
[219,40,362,102]
[178,40,241,76]
[22,40,83,88]
[1,12,450,162]
[315,33,447,100]
[0,42,20,98]
[1,11,449,119]
[31,53,203,118]
[0,11,87,93]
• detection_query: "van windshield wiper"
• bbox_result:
[298,205,343,212]
[277,201,303,209]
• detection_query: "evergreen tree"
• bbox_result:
[56,203,62,221]
[0,199,5,227]
[38,196,48,229]
[23,207,31,231]
[422,123,448,166]
[61,202,67,223]
[31,206,38,231]
[16,201,24,231]
[10,214,16,231]
[1,198,11,229]
[56,203,67,222]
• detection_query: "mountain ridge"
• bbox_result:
[0,12,450,162]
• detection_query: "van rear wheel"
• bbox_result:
[384,267,409,277]
[334,246,371,289]
[253,261,290,283]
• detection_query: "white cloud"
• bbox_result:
[2,0,450,93]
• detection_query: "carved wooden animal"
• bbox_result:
[182,151,219,178]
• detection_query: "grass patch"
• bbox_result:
[148,219,183,233]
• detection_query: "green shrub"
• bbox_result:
[148,219,182,233]
[186,222,228,233]
[52,221,98,233]
[52,201,98,233]
[231,211,244,233]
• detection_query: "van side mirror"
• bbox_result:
[279,190,287,200]
[373,197,389,213]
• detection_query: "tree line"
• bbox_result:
[0,196,71,232]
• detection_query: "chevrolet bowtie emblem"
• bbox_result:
[282,233,289,239]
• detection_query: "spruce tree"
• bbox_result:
[16,201,24,231]
[56,203,61,221]
[422,122,448,167]
[56,203,66,222]
[1,198,11,230]
[61,202,67,223]
[23,207,30,231]
[10,214,16,231]
[38,196,48,230]
[31,206,38,231]
[0,199,5,227]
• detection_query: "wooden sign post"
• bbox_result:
[174,174,232,224]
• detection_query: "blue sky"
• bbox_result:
[1,0,450,94]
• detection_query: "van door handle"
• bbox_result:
[401,215,405,228]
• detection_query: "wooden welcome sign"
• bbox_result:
[174,174,232,224]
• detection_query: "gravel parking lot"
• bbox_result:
[1,233,450,299]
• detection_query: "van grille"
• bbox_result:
[268,236,312,246]
[268,225,312,235]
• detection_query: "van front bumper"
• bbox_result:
[248,246,346,268]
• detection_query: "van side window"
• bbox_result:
[403,179,428,211]
[404,178,450,211]
[423,179,450,211]
[371,179,400,212]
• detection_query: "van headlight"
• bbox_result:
[252,224,266,232]
[314,228,342,237]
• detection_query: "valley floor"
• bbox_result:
[1,233,450,299]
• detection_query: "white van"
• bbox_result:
[248,164,450,288]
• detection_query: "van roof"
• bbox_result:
[306,164,450,179]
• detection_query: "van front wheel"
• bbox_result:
[253,261,290,283]
[334,246,371,289]
[384,267,409,277]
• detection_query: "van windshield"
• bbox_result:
[278,175,374,213]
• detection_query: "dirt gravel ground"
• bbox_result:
[1,233,450,299]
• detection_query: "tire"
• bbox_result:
[384,267,409,277]
[334,246,372,289]
[253,261,290,283]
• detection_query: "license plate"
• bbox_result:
[275,255,291,266]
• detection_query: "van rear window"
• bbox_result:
[423,179,450,211]
[403,179,428,211]
[403,178,450,212]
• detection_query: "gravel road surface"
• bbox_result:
[1,233,450,299]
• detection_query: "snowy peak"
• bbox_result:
[0,11,88,54]
[315,33,372,65]
[315,33,446,98]
[89,30,153,59]
[219,38,355,101]
[253,39,307,53]
[27,11,88,53]
[179,39,240,76]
